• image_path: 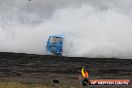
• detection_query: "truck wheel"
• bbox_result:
[56,53,62,56]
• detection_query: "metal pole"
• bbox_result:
[28,2,29,8]
[27,0,31,9]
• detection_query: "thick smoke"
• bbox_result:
[0,0,132,58]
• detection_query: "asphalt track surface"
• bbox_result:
[0,52,132,86]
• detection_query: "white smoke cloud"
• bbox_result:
[0,0,132,59]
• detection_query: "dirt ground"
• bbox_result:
[0,52,132,87]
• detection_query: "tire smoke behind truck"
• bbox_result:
[0,0,132,59]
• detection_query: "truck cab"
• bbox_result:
[46,36,63,56]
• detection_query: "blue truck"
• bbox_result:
[46,36,63,56]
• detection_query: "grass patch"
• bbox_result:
[0,82,44,88]
[0,82,131,88]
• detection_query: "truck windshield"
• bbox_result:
[49,37,62,44]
